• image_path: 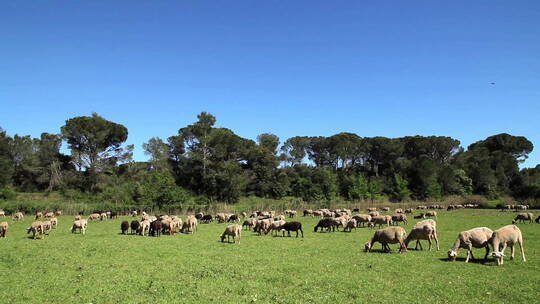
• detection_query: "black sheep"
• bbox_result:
[120,221,129,234]
[130,220,140,234]
[201,214,213,223]
[314,218,337,232]
[228,214,239,222]
[150,220,162,237]
[281,221,303,238]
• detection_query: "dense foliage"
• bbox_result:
[0,112,538,206]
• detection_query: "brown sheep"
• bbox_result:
[28,221,45,239]
[0,222,8,237]
[12,212,24,221]
[364,226,407,253]
[220,224,242,243]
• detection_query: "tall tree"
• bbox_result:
[143,137,169,170]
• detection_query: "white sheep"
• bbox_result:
[404,220,439,251]
[512,213,533,224]
[447,227,493,263]
[352,214,372,227]
[343,218,357,232]
[489,225,526,266]
[71,219,87,235]
[0,221,8,237]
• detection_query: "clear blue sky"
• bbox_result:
[1,1,539,167]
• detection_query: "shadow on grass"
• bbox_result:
[438,257,493,265]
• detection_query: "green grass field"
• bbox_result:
[1,209,538,304]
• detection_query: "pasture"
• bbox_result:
[0,209,538,304]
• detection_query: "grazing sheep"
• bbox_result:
[391,214,408,225]
[201,214,213,223]
[344,218,357,232]
[512,213,534,224]
[74,215,81,220]
[447,227,493,263]
[536,215,540,224]
[88,213,101,221]
[364,226,407,253]
[414,214,424,219]
[130,220,140,234]
[50,217,58,229]
[368,211,380,217]
[131,210,138,217]
[71,219,87,235]
[274,215,285,221]
[28,221,45,239]
[423,211,437,218]
[195,212,204,220]
[489,225,526,266]
[280,221,303,238]
[303,209,313,217]
[242,218,257,230]
[100,213,108,221]
[404,208,413,214]
[352,214,372,227]
[0,222,8,237]
[270,220,286,236]
[417,205,427,210]
[12,212,24,221]
[381,207,390,212]
[0,210,4,217]
[367,207,377,212]
[369,215,392,228]
[120,221,129,234]
[395,208,403,214]
[42,221,52,235]
[44,212,54,218]
[404,221,439,251]
[216,213,228,223]
[314,218,338,232]
[220,224,242,243]
[285,210,297,218]
[35,212,43,219]
[228,214,240,223]
[55,210,63,216]
[258,219,272,235]
[312,210,323,217]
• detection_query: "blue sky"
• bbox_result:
[1,1,539,167]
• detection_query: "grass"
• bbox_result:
[0,209,538,304]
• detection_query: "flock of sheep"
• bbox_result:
[0,205,537,266]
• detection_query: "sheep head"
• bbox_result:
[447,250,458,261]
[364,242,372,252]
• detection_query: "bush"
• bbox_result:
[0,186,16,200]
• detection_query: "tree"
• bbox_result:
[143,137,169,170]
[0,128,13,187]
[61,113,131,191]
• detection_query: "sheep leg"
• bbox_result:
[428,237,432,251]
[510,245,515,260]
[518,239,526,262]
[483,246,490,262]
[465,250,471,263]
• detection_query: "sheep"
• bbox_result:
[161,218,174,235]
[172,218,183,234]
[242,218,257,230]
[417,205,427,210]
[269,220,286,236]
[285,210,297,218]
[131,210,138,217]
[367,207,377,212]
[42,220,53,235]
[280,221,303,238]
[536,215,540,224]
[149,220,162,237]
[55,210,63,216]
[228,214,240,223]
[28,221,45,239]
[368,211,380,217]
[369,215,392,228]
[404,208,413,214]
[0,222,8,237]
[381,207,390,212]
[512,213,534,224]
[201,214,213,223]
[489,225,526,266]
[44,212,54,218]
[100,212,108,221]
[130,220,140,234]
[50,217,58,229]
[404,221,439,251]
[343,218,357,232]
[423,211,437,218]
[139,220,150,236]
[183,215,198,234]
[314,218,338,232]
[414,214,424,219]
[12,212,24,221]
[220,224,242,243]
[312,210,323,217]
[240,211,247,218]
[364,226,407,253]
[216,213,228,223]
[118,220,129,234]
[395,208,403,214]
[195,212,204,220]
[88,213,101,221]
[109,211,118,219]
[274,215,285,221]
[74,215,82,220]
[391,214,408,225]
[447,227,493,263]
[352,214,372,227]
[257,219,272,235]
[303,209,313,217]
[0,209,4,217]
[71,219,87,235]
[35,212,43,219]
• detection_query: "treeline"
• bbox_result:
[1,112,539,207]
